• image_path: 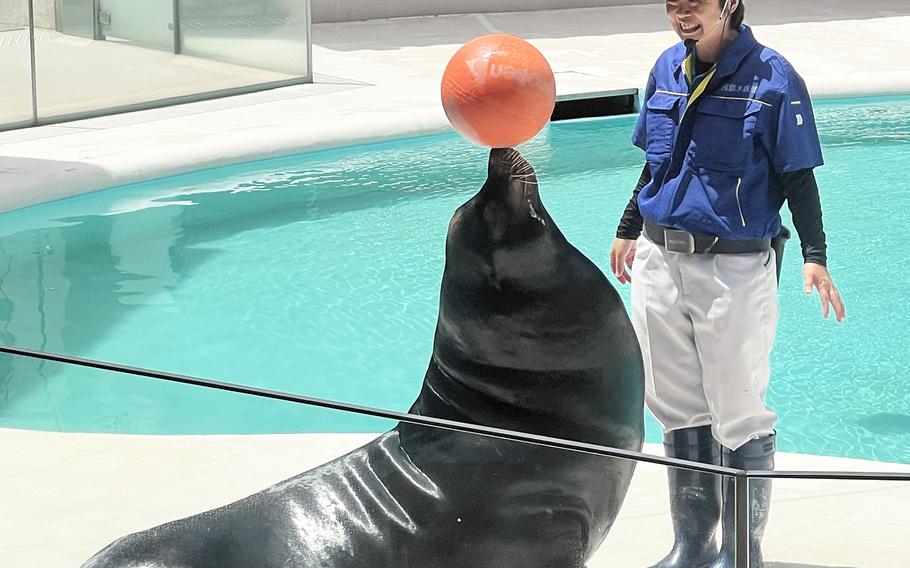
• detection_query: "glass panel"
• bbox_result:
[179,0,310,76]
[32,0,307,122]
[762,475,910,567]
[0,127,641,438]
[618,462,732,567]
[99,0,174,51]
[1,356,680,567]
[55,0,96,39]
[0,0,34,128]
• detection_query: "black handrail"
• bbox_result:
[745,470,910,481]
[2,344,910,482]
[0,345,735,475]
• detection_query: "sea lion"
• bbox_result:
[83,148,644,568]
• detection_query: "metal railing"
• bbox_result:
[2,344,909,568]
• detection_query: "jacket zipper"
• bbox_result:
[660,69,717,221]
[660,99,686,220]
[735,177,746,227]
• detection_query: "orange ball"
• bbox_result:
[441,34,556,148]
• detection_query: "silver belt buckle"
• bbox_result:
[664,229,696,254]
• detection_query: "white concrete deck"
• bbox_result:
[2,2,910,567]
[2,428,908,568]
[1,0,909,212]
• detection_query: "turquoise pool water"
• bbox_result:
[1,96,908,463]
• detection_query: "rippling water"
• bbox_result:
[1,95,908,463]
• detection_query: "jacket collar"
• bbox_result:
[673,25,758,83]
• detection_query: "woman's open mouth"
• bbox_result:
[678,21,702,35]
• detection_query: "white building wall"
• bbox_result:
[0,0,56,29]
[311,0,658,23]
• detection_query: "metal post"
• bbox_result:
[93,0,102,40]
[734,473,749,568]
[305,0,313,82]
[172,0,181,54]
[26,0,38,125]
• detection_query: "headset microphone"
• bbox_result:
[691,0,732,46]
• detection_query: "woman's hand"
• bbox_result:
[610,238,637,285]
[803,263,846,322]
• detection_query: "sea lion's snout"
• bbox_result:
[478,147,546,236]
[487,147,530,179]
[486,148,538,195]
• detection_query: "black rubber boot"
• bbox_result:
[708,433,776,568]
[648,425,722,568]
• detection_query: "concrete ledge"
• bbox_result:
[2,427,908,568]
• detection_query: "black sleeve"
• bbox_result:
[616,163,650,240]
[780,168,827,267]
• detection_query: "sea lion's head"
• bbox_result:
[487,147,536,184]
[473,148,550,244]
[486,148,540,208]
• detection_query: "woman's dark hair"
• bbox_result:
[724,0,745,29]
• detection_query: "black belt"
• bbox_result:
[643,219,771,254]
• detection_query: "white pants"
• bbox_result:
[631,236,779,450]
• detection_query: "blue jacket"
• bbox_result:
[632,25,824,240]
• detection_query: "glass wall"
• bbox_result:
[761,475,910,568]
[0,0,311,130]
[56,0,98,39]
[0,0,34,127]
[180,0,310,76]
[2,349,909,567]
[0,353,653,567]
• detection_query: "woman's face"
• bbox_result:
[665,0,732,42]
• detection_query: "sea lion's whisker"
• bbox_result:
[512,164,534,176]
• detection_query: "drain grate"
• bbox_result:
[551,92,637,121]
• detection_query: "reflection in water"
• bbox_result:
[0,125,635,435]
[0,242,13,404]
[0,206,180,430]
[857,413,910,435]
[0,232,67,428]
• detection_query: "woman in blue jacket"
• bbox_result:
[610,1,846,567]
